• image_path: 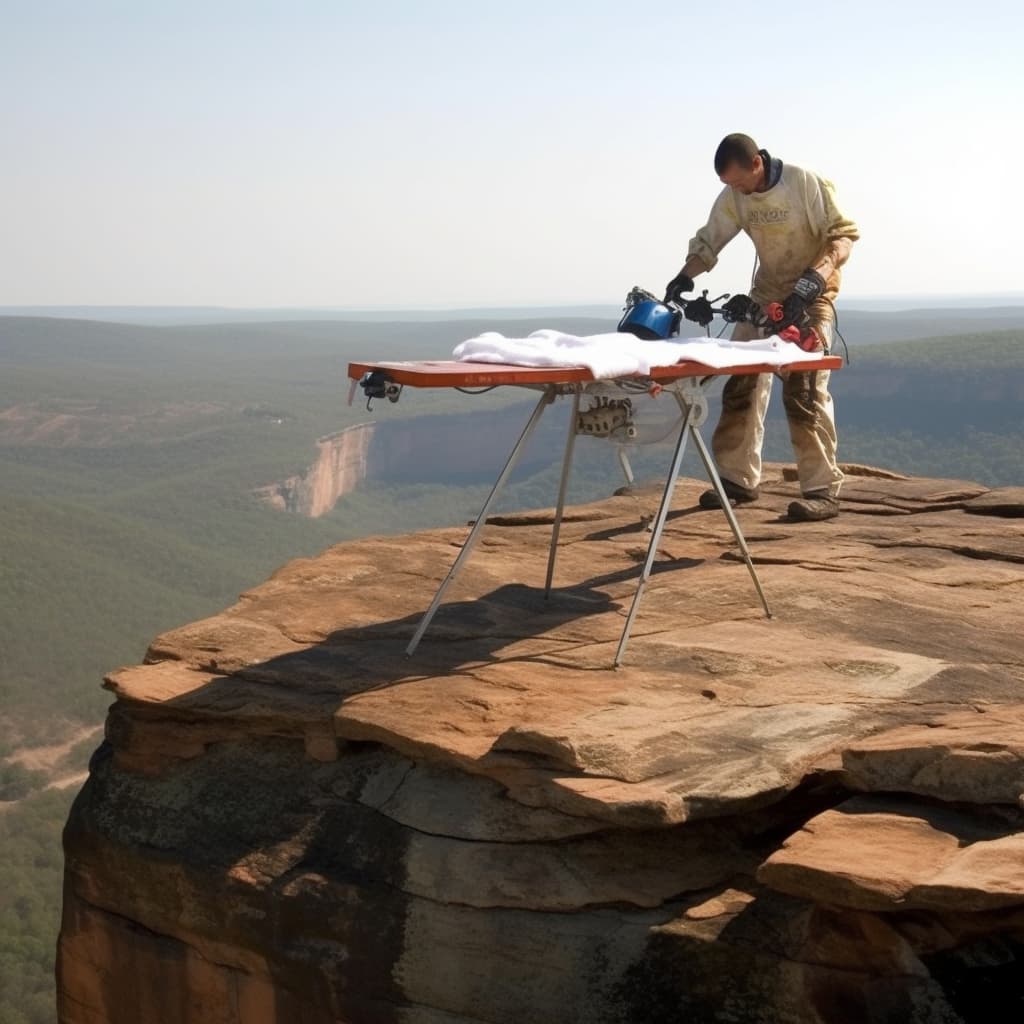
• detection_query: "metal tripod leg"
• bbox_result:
[689,422,772,620]
[544,389,580,598]
[406,387,554,656]
[614,402,698,667]
[617,448,635,487]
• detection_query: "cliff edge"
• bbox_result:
[58,468,1024,1023]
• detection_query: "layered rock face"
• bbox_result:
[59,469,1024,1023]
[254,404,568,518]
[255,424,374,517]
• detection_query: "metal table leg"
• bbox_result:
[406,386,554,656]
[617,448,635,487]
[544,389,580,598]
[614,401,698,667]
[690,425,772,619]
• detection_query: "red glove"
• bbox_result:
[777,324,823,352]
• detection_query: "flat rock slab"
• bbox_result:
[840,706,1024,806]
[104,469,1024,827]
[965,486,1024,517]
[759,794,1024,912]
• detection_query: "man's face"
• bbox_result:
[719,155,764,195]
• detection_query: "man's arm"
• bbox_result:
[665,188,741,300]
[809,177,859,282]
[679,253,710,280]
[773,175,860,334]
[684,187,742,275]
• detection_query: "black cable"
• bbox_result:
[824,297,851,365]
[454,385,499,395]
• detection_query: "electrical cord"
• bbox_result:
[824,297,851,365]
[454,385,499,395]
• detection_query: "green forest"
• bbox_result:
[1,311,1023,1023]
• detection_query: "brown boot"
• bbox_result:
[788,491,840,521]
[699,479,760,509]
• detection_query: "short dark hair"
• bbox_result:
[714,134,760,174]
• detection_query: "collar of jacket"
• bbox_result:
[758,149,784,191]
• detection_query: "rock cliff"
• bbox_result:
[58,468,1024,1023]
[254,404,569,518]
[255,424,375,517]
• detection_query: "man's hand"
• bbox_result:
[777,324,825,352]
[773,268,825,331]
[792,268,826,304]
[721,293,753,323]
[683,294,714,328]
[663,272,695,305]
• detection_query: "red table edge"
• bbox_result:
[347,356,842,389]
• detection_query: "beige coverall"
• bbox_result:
[687,163,859,497]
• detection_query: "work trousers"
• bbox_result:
[711,303,843,497]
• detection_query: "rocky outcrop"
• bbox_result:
[58,468,1024,1023]
[255,424,375,517]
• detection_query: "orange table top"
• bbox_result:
[347,356,842,388]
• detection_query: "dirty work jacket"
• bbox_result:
[687,163,860,305]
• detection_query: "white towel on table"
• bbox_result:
[453,329,811,377]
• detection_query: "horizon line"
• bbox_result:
[3,291,1024,315]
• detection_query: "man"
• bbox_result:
[664,133,859,521]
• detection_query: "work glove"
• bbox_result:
[721,293,753,324]
[663,271,695,305]
[683,294,714,328]
[777,323,825,352]
[773,268,826,332]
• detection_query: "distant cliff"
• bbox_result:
[254,423,375,517]
[255,405,564,517]
[59,469,1024,1023]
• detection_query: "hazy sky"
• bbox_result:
[3,0,1022,308]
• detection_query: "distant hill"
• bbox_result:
[5,301,1024,345]
[0,304,625,324]
[847,328,1024,369]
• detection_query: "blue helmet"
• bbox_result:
[617,297,680,340]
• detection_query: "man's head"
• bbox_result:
[714,133,765,194]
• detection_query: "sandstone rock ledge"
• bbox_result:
[58,469,1024,1024]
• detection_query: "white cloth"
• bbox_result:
[453,329,812,378]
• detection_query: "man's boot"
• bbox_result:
[788,491,840,521]
[699,479,760,510]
